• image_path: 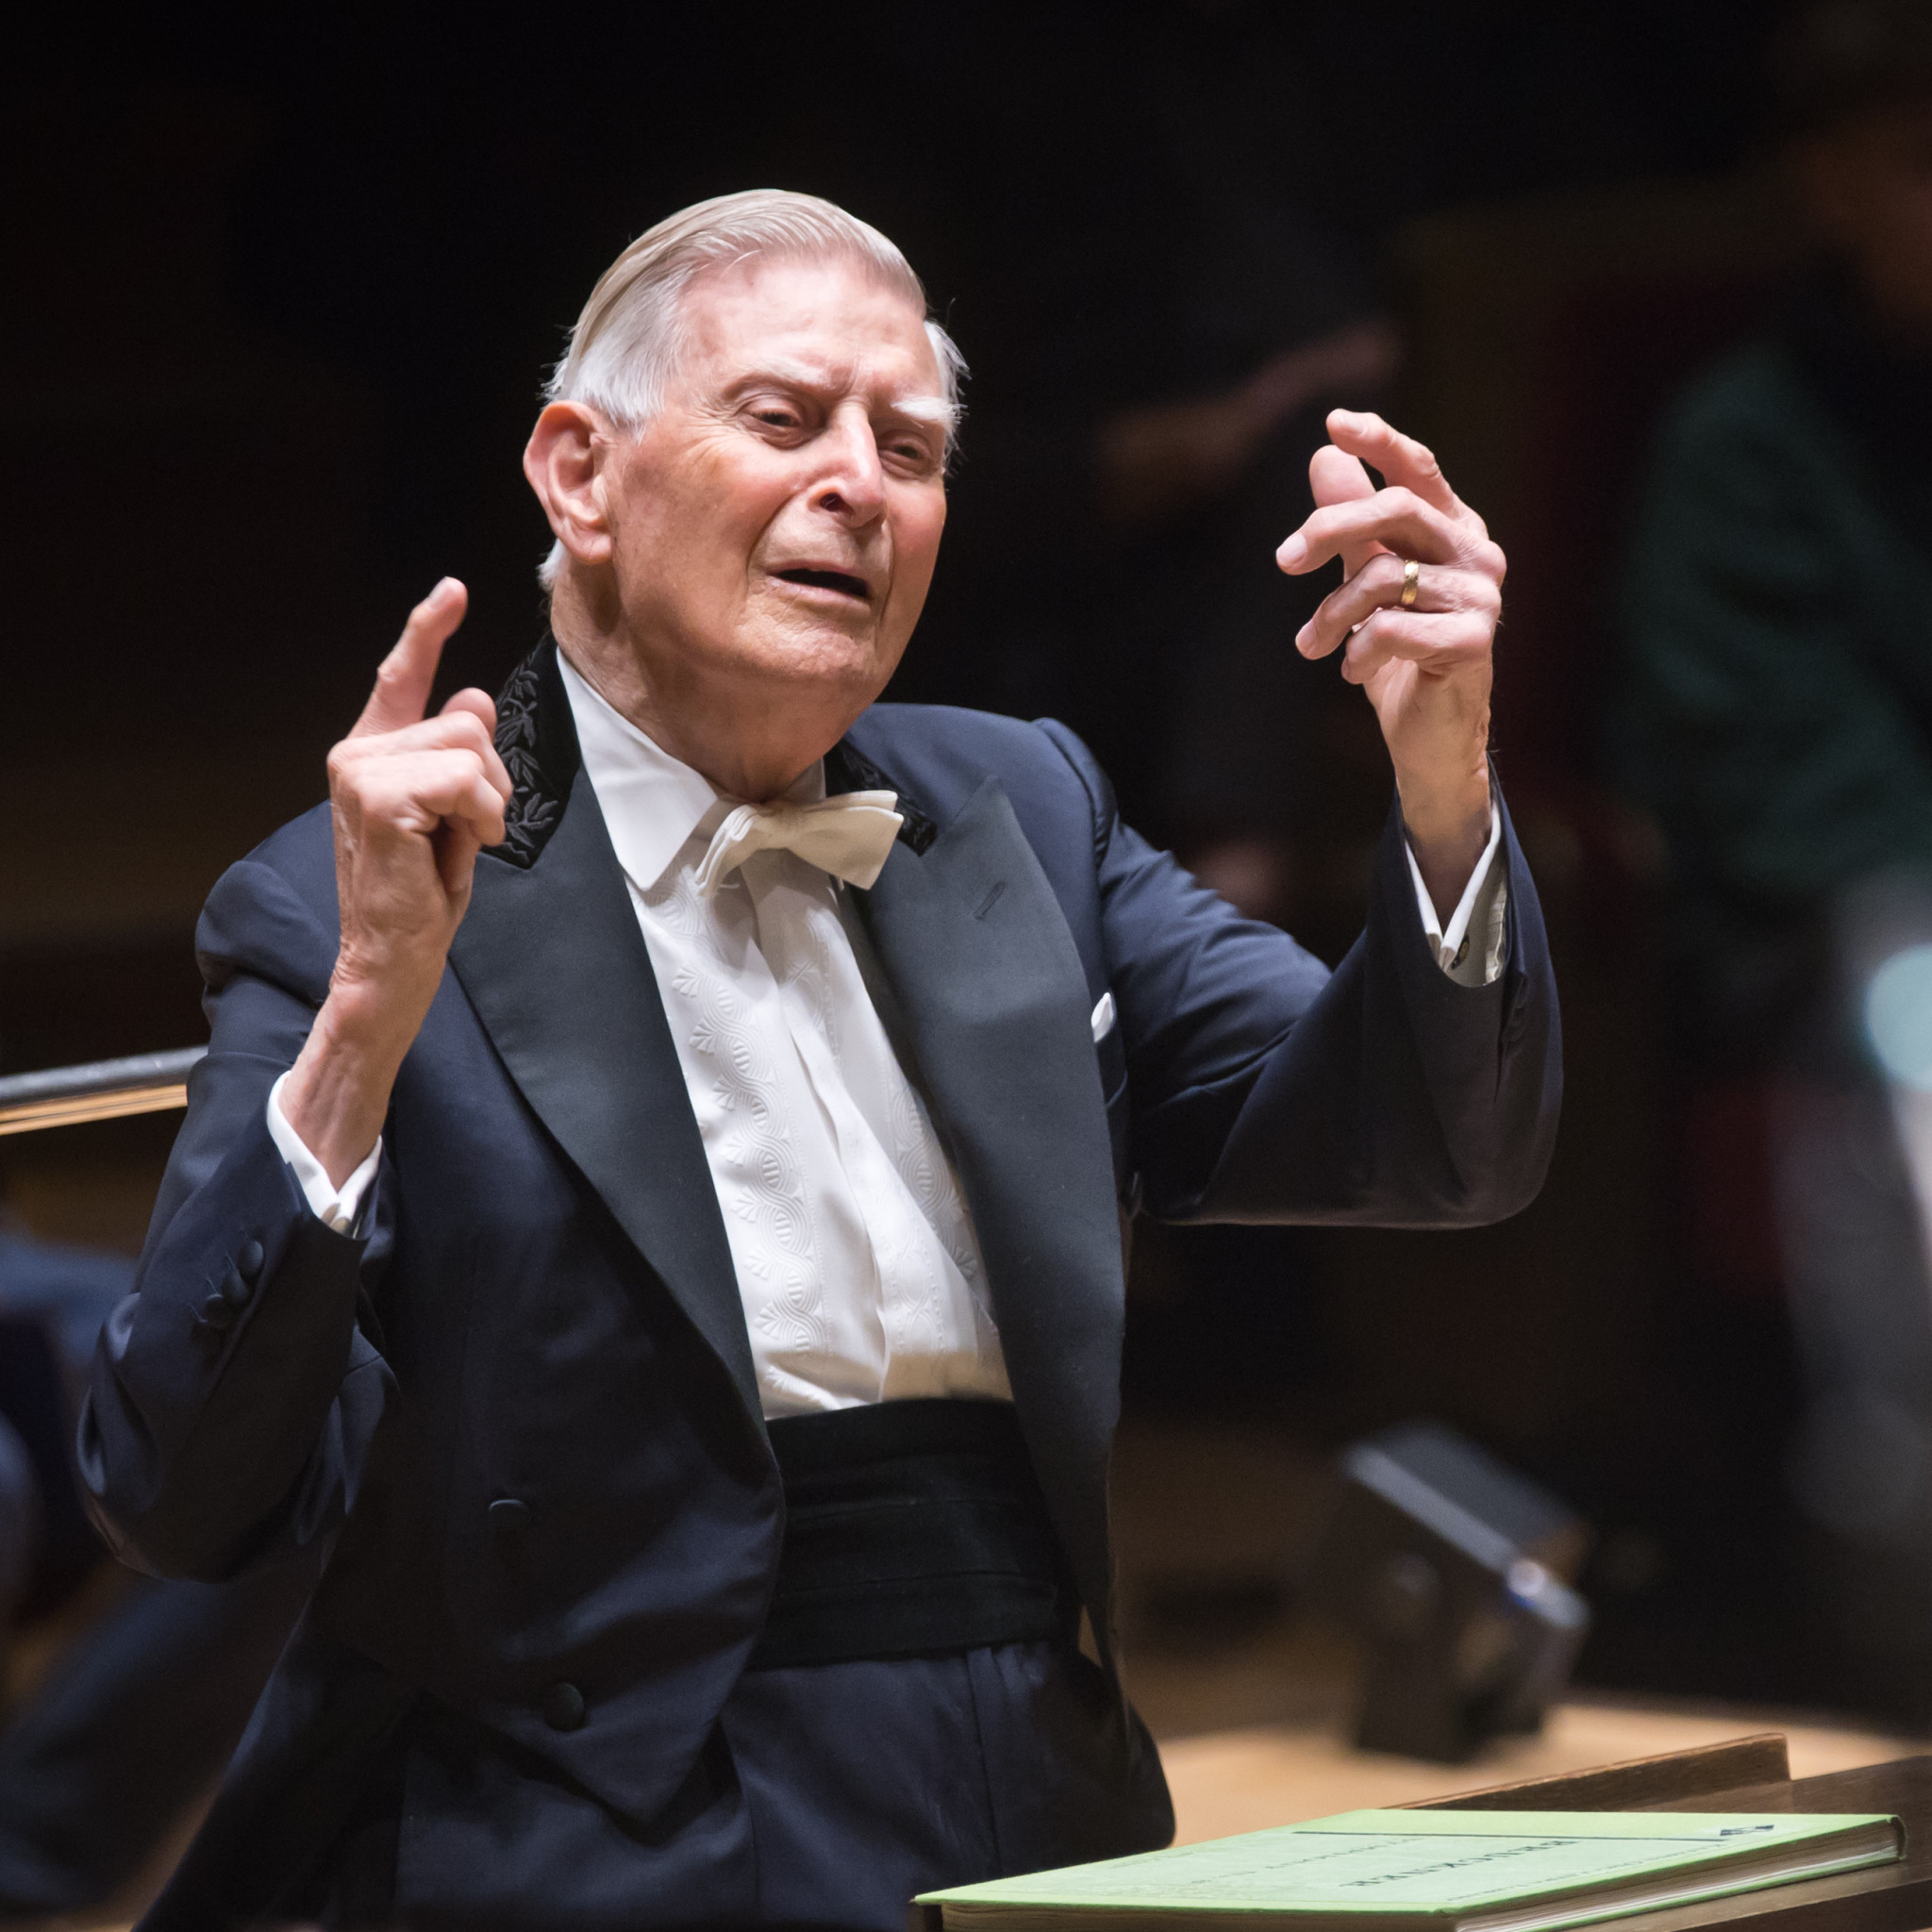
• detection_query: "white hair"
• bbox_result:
[536,189,967,591]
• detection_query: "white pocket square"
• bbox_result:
[1091,990,1117,1044]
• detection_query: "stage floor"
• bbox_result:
[1110,1421,1924,1841]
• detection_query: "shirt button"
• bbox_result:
[220,1262,253,1307]
[237,1238,265,1281]
[488,1498,532,1535]
[542,1682,586,1732]
[200,1292,237,1331]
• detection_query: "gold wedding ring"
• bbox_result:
[1400,558,1421,608]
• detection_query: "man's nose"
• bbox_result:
[810,406,887,524]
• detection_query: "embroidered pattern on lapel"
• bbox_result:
[492,643,569,869]
[826,741,938,855]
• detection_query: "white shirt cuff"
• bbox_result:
[1405,792,1508,987]
[266,1072,381,1235]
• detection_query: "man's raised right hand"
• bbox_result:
[280,580,511,1189]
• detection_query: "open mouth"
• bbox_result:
[774,567,871,603]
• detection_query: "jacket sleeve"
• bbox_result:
[1036,721,1561,1229]
[77,850,398,1583]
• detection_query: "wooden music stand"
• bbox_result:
[1405,1733,1932,1932]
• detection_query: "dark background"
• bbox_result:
[1,2,1829,1713]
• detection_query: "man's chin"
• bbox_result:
[740,608,902,692]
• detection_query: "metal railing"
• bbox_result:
[0,1049,207,1136]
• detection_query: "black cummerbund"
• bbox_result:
[748,1397,1072,1670]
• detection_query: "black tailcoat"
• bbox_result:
[80,641,1560,1924]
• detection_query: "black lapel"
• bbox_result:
[448,641,758,1424]
[850,774,1126,1652]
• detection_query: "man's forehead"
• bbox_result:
[680,258,941,396]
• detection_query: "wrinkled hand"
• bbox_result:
[283,580,511,1185]
[1276,410,1502,908]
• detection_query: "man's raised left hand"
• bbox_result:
[1276,409,1503,920]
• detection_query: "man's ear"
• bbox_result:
[524,402,616,568]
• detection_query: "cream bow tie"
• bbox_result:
[692,790,904,898]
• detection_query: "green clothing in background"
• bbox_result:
[1617,291,1932,1066]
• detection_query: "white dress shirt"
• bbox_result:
[265,1078,380,1235]
[1410,801,1507,985]
[553,654,1008,1417]
[268,664,1509,1413]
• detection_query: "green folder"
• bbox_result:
[916,1808,1904,1932]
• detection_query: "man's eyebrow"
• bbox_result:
[892,395,959,429]
[726,357,831,392]
[724,360,958,430]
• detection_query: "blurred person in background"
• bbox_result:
[1093,312,1399,923]
[891,3,1399,925]
[1615,0,1932,1710]
[0,1222,313,1921]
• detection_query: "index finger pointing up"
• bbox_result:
[352,578,470,739]
[1324,410,1460,519]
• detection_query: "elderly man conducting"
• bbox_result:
[82,192,1557,1929]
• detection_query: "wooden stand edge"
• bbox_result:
[1404,1733,1792,1813]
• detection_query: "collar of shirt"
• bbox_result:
[555,647,826,892]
